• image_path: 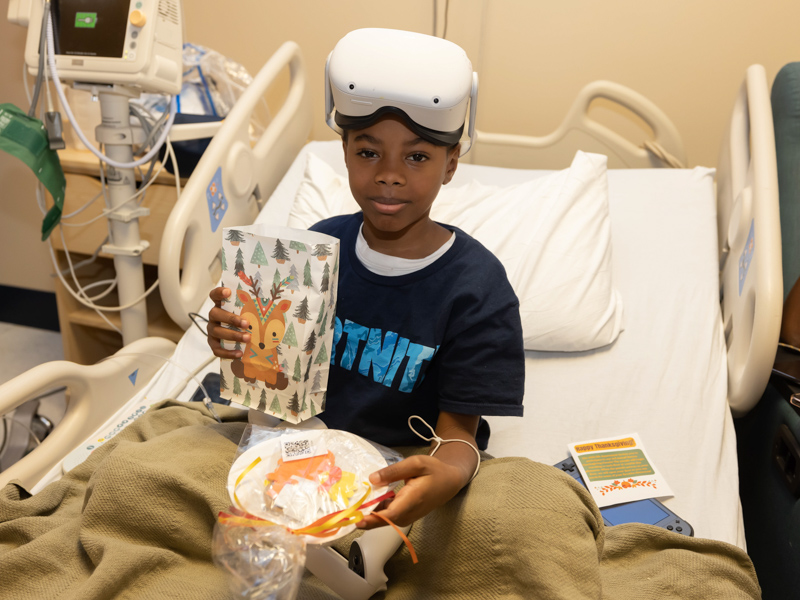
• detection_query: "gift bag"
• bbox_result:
[219,225,339,423]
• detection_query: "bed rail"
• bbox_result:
[0,337,176,490]
[717,65,782,417]
[468,80,686,169]
[159,41,313,330]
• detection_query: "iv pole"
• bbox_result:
[94,87,151,344]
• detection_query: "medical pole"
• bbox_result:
[95,88,150,344]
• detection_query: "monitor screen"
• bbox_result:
[51,0,129,58]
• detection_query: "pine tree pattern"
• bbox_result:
[234,248,246,277]
[243,389,252,407]
[283,322,298,348]
[313,244,332,260]
[303,260,313,288]
[288,392,301,415]
[250,242,268,268]
[304,331,317,355]
[320,262,331,293]
[258,388,268,411]
[272,239,290,263]
[226,229,245,245]
[294,296,311,323]
[293,356,302,382]
[314,342,329,366]
[269,394,282,414]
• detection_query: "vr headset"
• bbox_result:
[325,28,478,156]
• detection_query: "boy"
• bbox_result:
[207,29,524,531]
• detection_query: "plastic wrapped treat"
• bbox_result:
[226,426,403,543]
[212,519,305,600]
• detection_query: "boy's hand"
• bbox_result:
[207,287,250,359]
[355,454,466,530]
[356,411,480,530]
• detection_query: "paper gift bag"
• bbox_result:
[219,224,339,423]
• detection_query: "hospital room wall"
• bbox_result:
[182,0,798,167]
[1,0,798,294]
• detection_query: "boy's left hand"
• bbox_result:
[355,454,466,530]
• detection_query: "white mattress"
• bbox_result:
[60,141,743,549]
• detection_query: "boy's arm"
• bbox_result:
[356,411,480,530]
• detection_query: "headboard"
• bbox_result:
[467,80,686,170]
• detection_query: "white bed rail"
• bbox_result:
[0,337,176,490]
[717,65,782,417]
[468,80,686,169]
[159,41,313,330]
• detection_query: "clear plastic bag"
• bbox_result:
[135,43,268,135]
[228,425,403,541]
[212,519,305,600]
[180,42,257,121]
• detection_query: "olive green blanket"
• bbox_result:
[0,401,760,599]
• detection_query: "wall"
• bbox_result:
[0,17,53,292]
[1,0,798,292]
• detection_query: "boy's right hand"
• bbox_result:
[207,287,250,359]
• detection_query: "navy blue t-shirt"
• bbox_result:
[310,213,524,450]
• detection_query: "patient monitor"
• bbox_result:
[14,0,182,94]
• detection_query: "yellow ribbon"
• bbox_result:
[233,456,262,512]
[230,456,371,538]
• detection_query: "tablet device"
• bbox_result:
[554,457,693,536]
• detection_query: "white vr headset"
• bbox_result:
[325,28,478,156]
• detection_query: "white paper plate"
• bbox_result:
[227,429,390,543]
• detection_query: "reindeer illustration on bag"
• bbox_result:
[231,272,294,389]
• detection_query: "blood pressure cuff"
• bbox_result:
[0,103,66,240]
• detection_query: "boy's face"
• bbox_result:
[342,114,459,236]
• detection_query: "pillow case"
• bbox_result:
[288,151,623,351]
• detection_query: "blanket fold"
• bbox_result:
[0,401,760,599]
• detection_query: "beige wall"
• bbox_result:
[2,0,799,292]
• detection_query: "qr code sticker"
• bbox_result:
[284,439,312,459]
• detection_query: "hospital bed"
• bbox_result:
[0,40,780,588]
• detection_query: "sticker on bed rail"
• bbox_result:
[568,433,673,508]
[62,403,151,473]
[207,167,228,233]
[738,219,755,296]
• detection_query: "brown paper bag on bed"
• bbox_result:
[219,225,339,423]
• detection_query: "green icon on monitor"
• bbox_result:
[75,12,97,28]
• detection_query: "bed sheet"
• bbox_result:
[57,141,742,550]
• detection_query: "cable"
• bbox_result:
[1,416,42,448]
[188,312,210,336]
[45,11,177,169]
[48,233,160,314]
[61,190,103,220]
[164,138,182,197]
[96,351,221,423]
[59,154,169,227]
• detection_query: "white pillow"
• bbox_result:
[288,151,623,351]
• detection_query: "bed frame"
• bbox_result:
[0,43,781,490]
